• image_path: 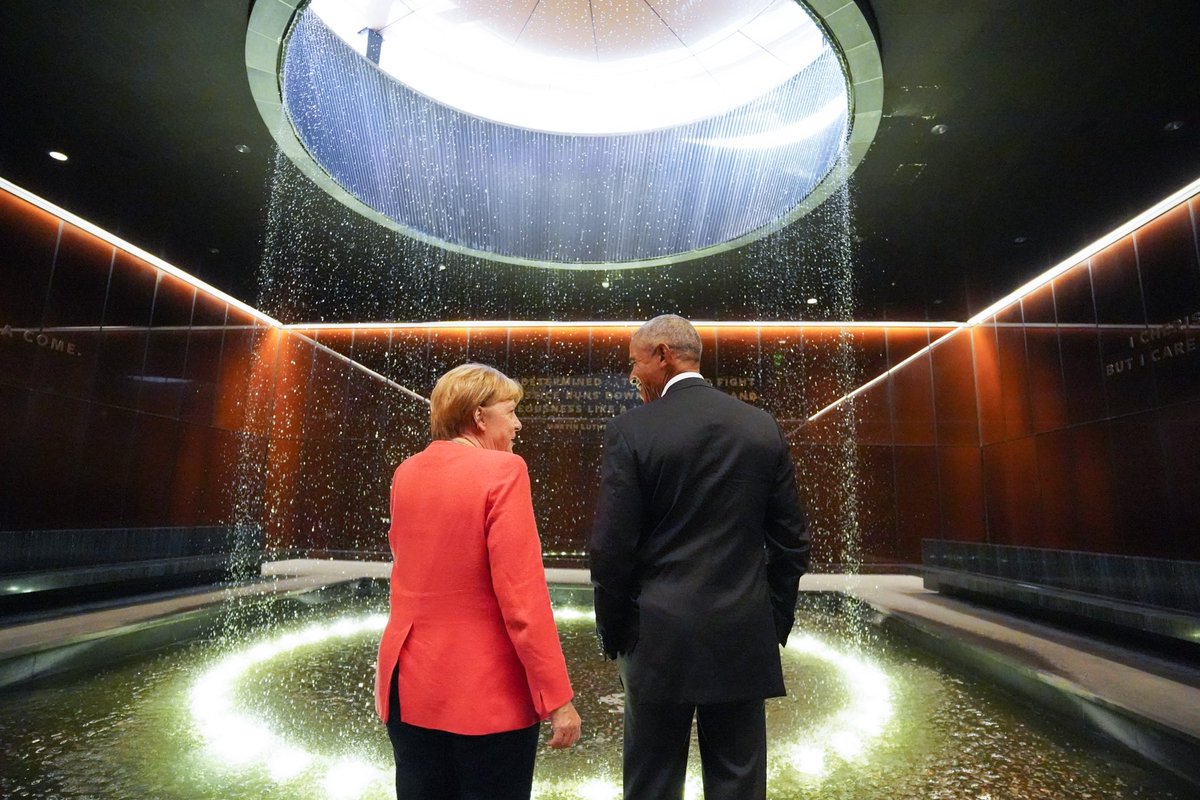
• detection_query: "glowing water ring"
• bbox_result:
[189,609,892,798]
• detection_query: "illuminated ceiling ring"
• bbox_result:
[189,609,893,798]
[246,1,881,270]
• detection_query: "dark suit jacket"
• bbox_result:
[589,377,810,704]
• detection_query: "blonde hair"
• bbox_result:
[430,363,524,440]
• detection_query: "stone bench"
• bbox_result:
[922,540,1200,646]
[0,525,265,612]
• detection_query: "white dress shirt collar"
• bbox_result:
[662,371,704,396]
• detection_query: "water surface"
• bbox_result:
[0,591,1181,799]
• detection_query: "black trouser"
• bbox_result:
[386,671,540,800]
[621,682,767,800]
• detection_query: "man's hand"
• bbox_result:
[546,701,581,749]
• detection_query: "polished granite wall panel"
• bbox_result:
[930,329,979,447]
[38,224,111,326]
[1129,207,1200,405]
[995,305,1036,442]
[1058,332,1108,426]
[980,436,1042,547]
[8,178,1197,570]
[850,329,896,445]
[10,187,929,566]
[936,445,986,543]
[1094,238,1157,418]
[0,187,421,584]
[1030,424,1117,552]
[850,443,902,564]
[925,188,1200,563]
[0,192,58,346]
[889,349,937,446]
[971,324,1005,446]
[885,326,946,365]
[1160,399,1200,538]
[890,444,942,558]
[1136,204,1200,322]
[1105,410,1179,559]
[253,327,430,558]
[799,328,860,414]
[1052,265,1109,425]
[260,331,314,553]
[178,325,225,428]
[1,189,261,536]
[303,345,388,555]
[299,324,955,568]
[1022,285,1070,433]
[0,195,261,594]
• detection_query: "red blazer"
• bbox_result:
[375,440,573,735]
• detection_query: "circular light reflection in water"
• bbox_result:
[189,609,893,799]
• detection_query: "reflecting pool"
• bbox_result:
[0,587,1182,799]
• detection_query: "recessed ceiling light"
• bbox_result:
[806,297,819,305]
[930,124,948,135]
[234,144,251,153]
[600,279,611,289]
[1164,120,1184,132]
[48,151,68,161]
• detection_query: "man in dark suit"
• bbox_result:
[590,314,810,800]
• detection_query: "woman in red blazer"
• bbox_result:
[375,363,580,800]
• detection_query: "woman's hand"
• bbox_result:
[546,701,581,749]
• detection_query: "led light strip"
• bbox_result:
[807,174,1200,423]
[283,320,960,331]
[0,177,281,329]
[190,610,893,799]
[291,331,430,405]
[1,177,430,404]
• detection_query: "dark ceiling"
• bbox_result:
[2,1,1199,324]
